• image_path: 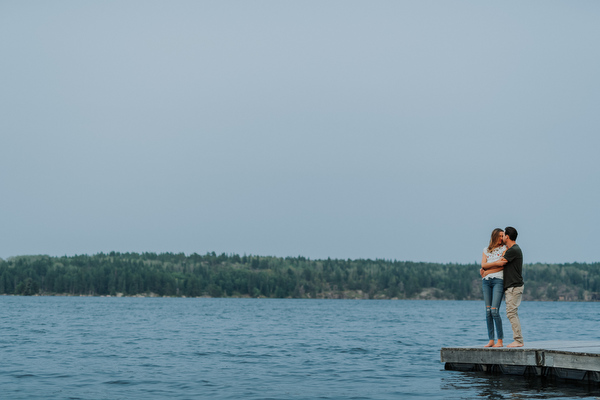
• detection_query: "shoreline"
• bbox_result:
[2,293,598,302]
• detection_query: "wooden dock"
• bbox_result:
[441,341,600,383]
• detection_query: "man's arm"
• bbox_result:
[482,257,507,270]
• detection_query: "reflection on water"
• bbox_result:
[441,370,600,399]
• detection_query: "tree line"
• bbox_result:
[0,252,598,301]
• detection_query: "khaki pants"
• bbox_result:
[505,285,524,344]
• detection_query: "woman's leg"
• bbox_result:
[490,278,504,347]
[482,278,495,346]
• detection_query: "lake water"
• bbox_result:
[1,297,599,399]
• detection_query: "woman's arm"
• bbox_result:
[481,256,506,270]
[480,253,493,277]
[481,256,507,278]
[480,252,507,278]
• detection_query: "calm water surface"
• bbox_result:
[1,297,599,399]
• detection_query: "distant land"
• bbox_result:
[1,252,599,301]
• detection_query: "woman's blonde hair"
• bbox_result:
[487,228,504,252]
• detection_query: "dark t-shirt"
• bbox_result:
[503,244,523,289]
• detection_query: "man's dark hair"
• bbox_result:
[504,226,518,241]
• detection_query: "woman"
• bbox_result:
[480,228,507,348]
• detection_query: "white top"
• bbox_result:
[483,245,506,280]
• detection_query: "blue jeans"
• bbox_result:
[482,278,504,341]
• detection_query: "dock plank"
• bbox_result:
[441,341,600,382]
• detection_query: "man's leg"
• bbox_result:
[505,286,524,347]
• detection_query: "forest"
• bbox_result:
[1,252,599,301]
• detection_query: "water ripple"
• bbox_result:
[1,298,599,399]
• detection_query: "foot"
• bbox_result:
[507,341,524,348]
[492,340,503,348]
[484,340,495,348]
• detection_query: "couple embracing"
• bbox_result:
[480,226,524,348]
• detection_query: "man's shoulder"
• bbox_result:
[507,244,523,257]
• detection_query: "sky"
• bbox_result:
[1,1,599,264]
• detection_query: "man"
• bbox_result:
[499,226,524,347]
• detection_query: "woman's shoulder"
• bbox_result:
[484,245,506,255]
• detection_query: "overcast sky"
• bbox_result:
[1,1,599,264]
